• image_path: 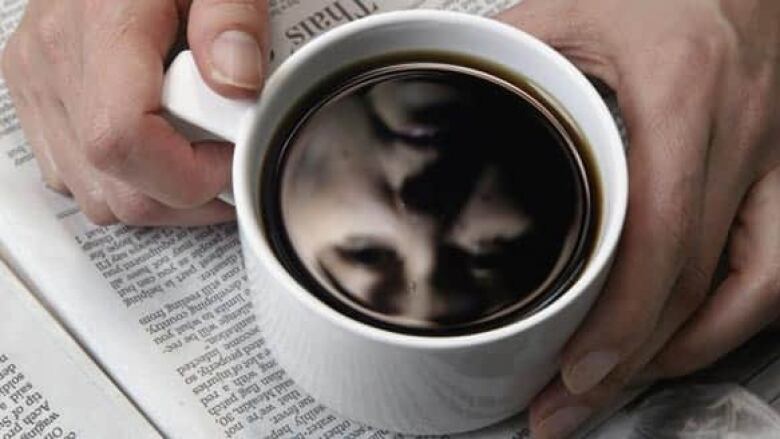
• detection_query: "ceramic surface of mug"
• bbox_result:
[162,10,627,435]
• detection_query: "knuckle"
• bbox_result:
[82,203,118,226]
[88,212,119,227]
[653,192,696,257]
[1,34,19,77]
[589,310,655,358]
[77,187,117,225]
[673,263,710,313]
[616,320,655,355]
[43,175,70,195]
[171,184,213,209]
[111,193,163,225]
[650,12,731,87]
[753,271,780,306]
[734,77,776,154]
[35,12,67,66]
[7,32,35,76]
[674,286,708,318]
[671,6,731,70]
[83,115,130,172]
[677,30,727,71]
[578,368,632,407]
[194,0,267,27]
[598,369,633,396]
[653,344,703,378]
[633,167,697,244]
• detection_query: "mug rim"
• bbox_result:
[234,9,628,350]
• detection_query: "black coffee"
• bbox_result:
[262,61,598,336]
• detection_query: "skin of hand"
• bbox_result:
[1,0,269,225]
[497,0,780,437]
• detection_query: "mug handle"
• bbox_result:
[161,50,256,205]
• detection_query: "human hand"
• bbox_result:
[498,0,780,437]
[1,0,269,225]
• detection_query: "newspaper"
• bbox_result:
[0,258,161,439]
[0,1,532,438]
[1,1,779,438]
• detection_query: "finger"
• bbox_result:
[103,176,235,226]
[530,372,653,439]
[558,45,720,396]
[528,231,730,439]
[530,378,609,439]
[1,29,65,192]
[530,380,586,439]
[651,166,780,377]
[33,0,94,139]
[611,98,761,386]
[13,94,66,193]
[38,96,116,224]
[79,2,232,209]
[187,0,269,97]
[602,131,753,387]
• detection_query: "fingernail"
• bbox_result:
[210,30,263,90]
[564,351,620,395]
[537,406,591,439]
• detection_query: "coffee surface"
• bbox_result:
[267,65,593,335]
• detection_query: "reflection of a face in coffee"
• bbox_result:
[278,68,588,333]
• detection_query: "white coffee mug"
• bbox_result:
[163,10,627,435]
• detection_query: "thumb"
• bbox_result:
[187,0,269,97]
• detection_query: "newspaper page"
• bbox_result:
[0,0,533,438]
[0,259,161,438]
[2,1,779,439]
